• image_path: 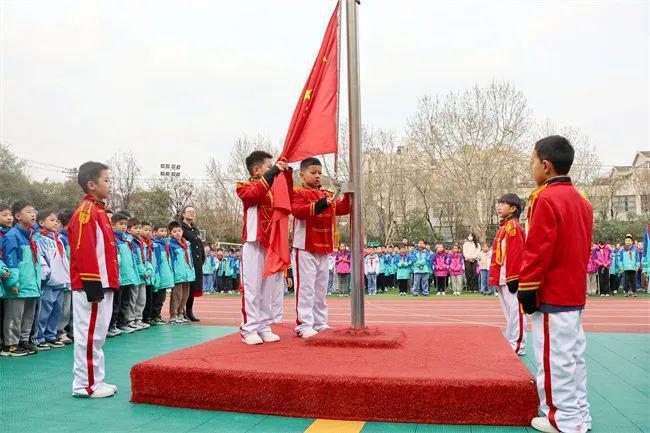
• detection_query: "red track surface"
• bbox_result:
[174,296,650,333]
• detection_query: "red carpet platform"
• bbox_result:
[130,324,538,425]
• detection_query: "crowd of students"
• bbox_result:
[0,200,207,358]
[319,236,648,298]
[200,245,240,294]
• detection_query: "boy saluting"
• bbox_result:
[518,136,593,433]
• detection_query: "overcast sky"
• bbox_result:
[1,0,647,182]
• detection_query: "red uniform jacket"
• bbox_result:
[489,216,524,287]
[519,177,593,309]
[68,194,119,291]
[236,177,274,247]
[292,186,351,255]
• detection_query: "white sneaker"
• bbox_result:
[241,333,264,345]
[314,324,334,332]
[442,292,446,295]
[531,417,560,433]
[299,328,319,339]
[74,383,116,399]
[584,421,592,431]
[258,332,280,342]
[104,382,118,392]
[136,320,150,329]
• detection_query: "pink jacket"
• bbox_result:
[433,252,449,277]
[335,250,351,274]
[594,245,612,268]
[448,253,465,276]
[587,249,598,274]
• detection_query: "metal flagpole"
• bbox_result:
[345,0,365,329]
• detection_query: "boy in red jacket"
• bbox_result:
[236,151,290,345]
[518,136,593,433]
[291,157,350,338]
[489,193,526,356]
[68,161,120,398]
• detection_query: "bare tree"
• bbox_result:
[407,81,532,241]
[108,150,141,211]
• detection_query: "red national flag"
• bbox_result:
[263,1,340,279]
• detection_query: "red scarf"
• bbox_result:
[178,237,190,264]
[40,228,64,257]
[140,236,153,262]
[25,225,38,264]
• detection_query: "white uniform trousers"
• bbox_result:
[531,310,591,433]
[271,277,285,324]
[293,248,330,333]
[240,241,283,337]
[72,289,113,396]
[497,285,527,354]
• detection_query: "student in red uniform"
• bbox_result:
[518,136,593,433]
[68,161,120,398]
[489,193,526,355]
[291,157,351,338]
[236,151,290,345]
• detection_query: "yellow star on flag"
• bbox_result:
[304,89,312,101]
[323,56,327,62]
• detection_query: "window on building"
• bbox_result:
[641,195,650,213]
[613,195,636,213]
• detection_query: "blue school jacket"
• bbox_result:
[2,225,42,298]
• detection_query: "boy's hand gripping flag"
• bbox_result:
[263,1,341,278]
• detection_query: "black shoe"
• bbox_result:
[18,341,38,355]
[187,313,200,322]
[1,345,29,357]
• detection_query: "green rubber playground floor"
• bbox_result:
[0,325,648,433]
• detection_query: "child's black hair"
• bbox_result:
[111,213,129,224]
[245,150,273,176]
[534,135,574,175]
[0,203,10,213]
[153,221,167,231]
[11,200,34,216]
[498,193,523,218]
[127,217,141,228]
[57,209,74,227]
[141,220,152,227]
[300,157,322,172]
[37,209,57,224]
[168,220,182,232]
[77,161,109,193]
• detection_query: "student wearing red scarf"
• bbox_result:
[168,220,195,325]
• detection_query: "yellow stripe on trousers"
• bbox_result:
[304,419,366,433]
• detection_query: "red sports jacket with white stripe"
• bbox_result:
[291,185,351,255]
[68,194,119,292]
[519,177,593,310]
[489,216,524,287]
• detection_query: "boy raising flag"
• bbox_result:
[292,157,350,338]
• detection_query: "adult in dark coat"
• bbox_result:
[181,205,205,322]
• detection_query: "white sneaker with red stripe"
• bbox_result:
[314,324,334,332]
[104,383,118,392]
[242,333,264,345]
[531,417,560,433]
[259,332,280,342]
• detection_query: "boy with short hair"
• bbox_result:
[489,193,526,355]
[478,244,492,295]
[1,201,41,357]
[35,209,70,350]
[139,221,156,324]
[411,241,430,296]
[68,161,120,398]
[619,234,639,297]
[168,220,195,324]
[108,212,139,337]
[56,209,74,344]
[0,204,13,350]
[364,247,380,295]
[151,222,174,324]
[291,157,350,338]
[236,150,290,344]
[202,243,215,294]
[518,136,593,433]
[126,218,150,330]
